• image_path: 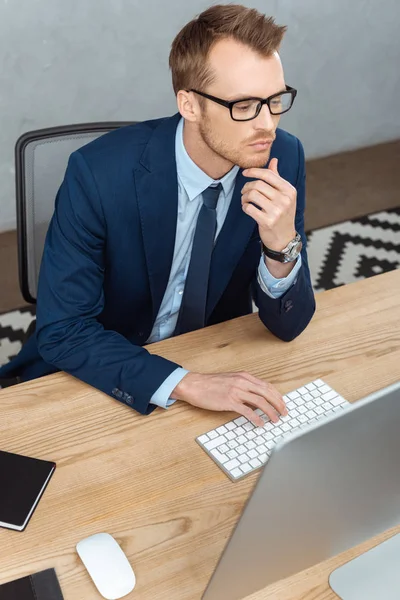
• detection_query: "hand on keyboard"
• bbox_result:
[171,371,287,426]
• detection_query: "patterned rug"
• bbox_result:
[0,207,399,371]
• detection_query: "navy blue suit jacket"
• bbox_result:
[0,113,315,414]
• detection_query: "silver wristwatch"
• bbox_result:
[262,232,303,263]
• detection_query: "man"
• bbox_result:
[0,4,315,427]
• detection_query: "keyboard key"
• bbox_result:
[227,440,238,449]
[237,435,247,445]
[263,431,274,441]
[238,454,248,464]
[225,458,240,471]
[234,416,247,426]
[258,443,268,453]
[259,453,268,463]
[320,384,331,394]
[235,426,246,435]
[255,436,264,445]
[210,449,228,464]
[303,393,314,402]
[227,450,238,459]
[290,417,300,427]
[216,425,228,435]
[245,431,256,440]
[226,431,236,440]
[308,409,317,419]
[305,383,316,391]
[243,422,254,431]
[208,430,218,440]
[281,423,291,432]
[287,391,300,400]
[322,390,338,402]
[237,445,247,455]
[280,414,291,422]
[286,401,296,411]
[198,435,209,444]
[218,444,229,453]
[231,468,243,479]
[311,390,321,398]
[240,462,252,474]
[249,458,262,468]
[314,379,325,387]
[330,395,345,406]
[245,441,256,450]
[248,449,258,459]
[297,386,308,395]
[254,427,265,435]
[225,421,236,430]
[204,435,227,450]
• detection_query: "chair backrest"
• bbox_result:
[15,122,134,303]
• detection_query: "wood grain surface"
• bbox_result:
[0,270,399,600]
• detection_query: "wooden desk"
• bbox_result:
[1,270,399,600]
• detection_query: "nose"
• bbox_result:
[254,103,275,131]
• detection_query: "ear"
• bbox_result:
[176,90,200,123]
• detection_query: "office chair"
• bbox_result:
[16,121,134,309]
[1,122,134,389]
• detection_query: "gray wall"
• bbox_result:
[1,0,399,232]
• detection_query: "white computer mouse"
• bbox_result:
[76,532,136,599]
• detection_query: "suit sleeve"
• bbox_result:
[252,138,316,341]
[36,150,181,415]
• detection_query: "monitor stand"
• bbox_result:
[329,532,400,599]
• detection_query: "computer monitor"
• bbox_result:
[202,380,400,600]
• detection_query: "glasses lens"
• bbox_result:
[269,92,293,114]
[232,99,261,121]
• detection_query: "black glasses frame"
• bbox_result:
[188,85,297,121]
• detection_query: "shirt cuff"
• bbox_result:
[149,367,189,409]
[257,254,302,299]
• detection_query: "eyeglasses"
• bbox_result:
[188,85,297,121]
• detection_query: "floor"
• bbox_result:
[0,139,399,314]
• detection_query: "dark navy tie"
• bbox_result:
[174,183,223,335]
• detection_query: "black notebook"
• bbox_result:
[0,568,64,600]
[0,450,56,531]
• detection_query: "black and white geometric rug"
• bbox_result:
[0,207,399,371]
[305,206,400,292]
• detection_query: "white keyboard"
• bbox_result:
[196,379,348,481]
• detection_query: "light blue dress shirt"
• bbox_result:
[147,117,302,408]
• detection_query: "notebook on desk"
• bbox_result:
[0,450,56,531]
[0,569,64,600]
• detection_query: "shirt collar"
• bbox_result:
[175,117,240,202]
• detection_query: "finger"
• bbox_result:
[231,401,265,427]
[242,180,280,202]
[242,167,292,195]
[242,199,280,227]
[242,189,276,211]
[243,379,287,416]
[268,157,279,175]
[237,392,280,423]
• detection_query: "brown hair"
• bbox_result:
[169,4,287,95]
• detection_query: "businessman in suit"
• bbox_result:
[0,4,315,426]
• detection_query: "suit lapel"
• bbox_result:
[206,140,283,320]
[134,114,181,324]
